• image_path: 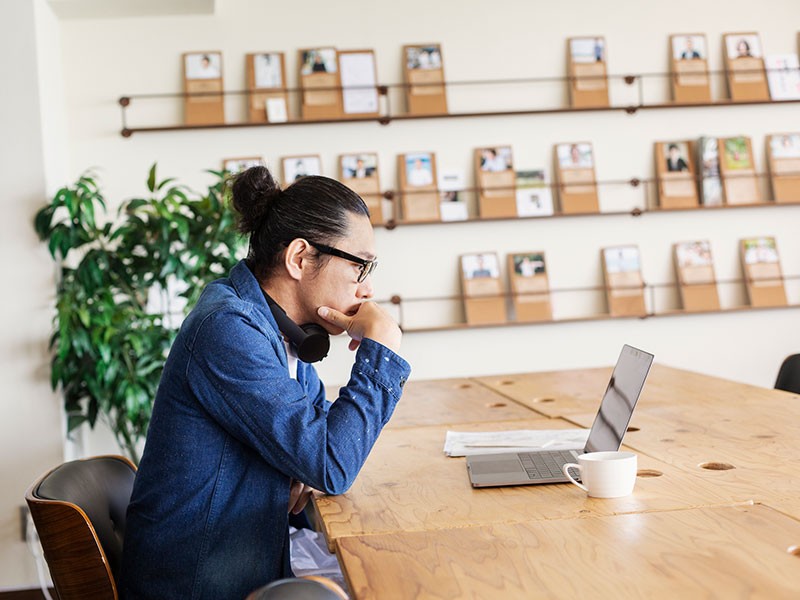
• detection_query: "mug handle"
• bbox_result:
[562,463,588,492]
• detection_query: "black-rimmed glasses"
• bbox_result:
[308,241,378,283]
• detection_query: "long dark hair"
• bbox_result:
[231,166,369,280]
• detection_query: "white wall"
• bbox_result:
[0,0,65,590]
[3,0,800,589]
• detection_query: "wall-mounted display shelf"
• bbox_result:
[118,68,800,137]
[380,274,800,334]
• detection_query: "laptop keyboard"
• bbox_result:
[518,450,579,480]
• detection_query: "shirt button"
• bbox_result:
[399,378,407,388]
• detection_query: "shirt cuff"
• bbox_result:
[355,338,411,400]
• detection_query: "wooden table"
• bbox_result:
[337,505,800,599]
[313,366,800,598]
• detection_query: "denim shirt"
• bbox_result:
[120,260,411,600]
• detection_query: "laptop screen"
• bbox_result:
[584,344,654,453]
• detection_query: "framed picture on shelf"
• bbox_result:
[338,49,379,117]
[246,52,288,123]
[740,236,787,307]
[460,252,506,325]
[554,142,599,213]
[719,136,761,204]
[601,245,646,317]
[474,146,516,218]
[673,240,720,311]
[340,153,383,225]
[508,251,552,322]
[298,47,343,120]
[655,140,698,208]
[723,32,769,101]
[766,133,800,202]
[182,51,224,125]
[397,151,440,222]
[222,156,265,175]
[281,155,322,183]
[567,36,609,108]
[669,33,711,103]
[515,170,554,217]
[403,43,447,115]
[437,169,468,222]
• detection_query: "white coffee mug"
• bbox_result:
[562,451,637,498]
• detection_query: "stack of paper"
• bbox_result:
[443,429,590,457]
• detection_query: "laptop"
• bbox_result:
[467,344,654,488]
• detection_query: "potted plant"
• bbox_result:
[34,165,244,463]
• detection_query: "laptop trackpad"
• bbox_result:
[469,459,523,476]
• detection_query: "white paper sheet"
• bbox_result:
[444,429,590,457]
[340,52,378,114]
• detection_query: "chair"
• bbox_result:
[246,575,349,600]
[25,455,137,600]
[775,354,800,395]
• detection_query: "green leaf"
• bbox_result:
[147,164,157,193]
[67,413,88,432]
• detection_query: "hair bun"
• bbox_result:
[231,166,281,234]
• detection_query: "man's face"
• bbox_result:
[297,213,375,334]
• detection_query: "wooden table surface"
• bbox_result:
[337,505,800,599]
[314,365,800,598]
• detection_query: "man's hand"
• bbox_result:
[288,479,313,515]
[318,301,402,353]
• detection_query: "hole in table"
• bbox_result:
[533,397,555,403]
[787,545,800,557]
[458,383,472,389]
[659,438,674,443]
[698,461,735,471]
[637,469,663,478]
[752,434,774,439]
[627,426,640,432]
[500,380,515,386]
[486,402,507,408]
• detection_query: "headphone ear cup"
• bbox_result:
[295,323,330,363]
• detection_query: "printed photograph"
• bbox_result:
[185,52,222,80]
[253,53,283,88]
[603,246,641,274]
[742,237,779,265]
[340,51,379,114]
[722,137,752,170]
[341,154,378,179]
[300,48,337,75]
[282,156,322,182]
[725,34,762,60]
[570,37,605,63]
[675,240,713,268]
[222,157,265,175]
[406,45,442,70]
[478,147,513,172]
[699,137,723,206]
[511,253,547,277]
[672,35,706,60]
[515,170,554,217]
[557,143,594,169]
[766,55,800,101]
[770,133,800,159]
[404,152,434,187]
[664,142,691,172]
[462,253,500,280]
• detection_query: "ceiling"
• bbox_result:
[47,0,216,19]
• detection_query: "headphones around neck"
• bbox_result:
[261,290,330,363]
